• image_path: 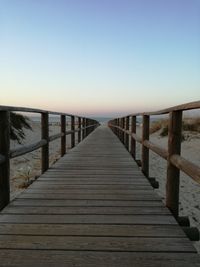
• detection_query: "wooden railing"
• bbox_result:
[0,105,99,210]
[108,101,200,220]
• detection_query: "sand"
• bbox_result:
[9,122,200,253]
[10,121,72,198]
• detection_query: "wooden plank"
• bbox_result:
[0,223,185,237]
[30,184,152,190]
[17,180,151,185]
[17,193,160,200]
[2,206,171,215]
[24,189,155,194]
[11,199,164,207]
[0,235,195,252]
[0,250,199,267]
[0,214,177,224]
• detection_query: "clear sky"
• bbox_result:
[1,0,200,117]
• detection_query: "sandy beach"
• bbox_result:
[10,120,72,198]
[9,121,200,253]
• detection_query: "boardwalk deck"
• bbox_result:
[0,126,199,266]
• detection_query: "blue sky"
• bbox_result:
[1,0,200,116]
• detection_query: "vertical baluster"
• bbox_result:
[131,116,136,159]
[117,118,120,138]
[41,112,49,173]
[166,111,182,218]
[0,111,10,210]
[82,118,85,139]
[71,115,75,148]
[86,119,89,136]
[125,116,129,150]
[142,115,149,177]
[122,118,125,144]
[78,117,81,143]
[61,115,66,156]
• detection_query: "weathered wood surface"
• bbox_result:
[0,126,199,266]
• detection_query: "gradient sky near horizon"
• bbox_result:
[1,0,200,117]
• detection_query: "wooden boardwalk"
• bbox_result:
[0,126,199,266]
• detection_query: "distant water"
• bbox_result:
[91,117,112,123]
[29,116,112,124]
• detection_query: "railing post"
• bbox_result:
[61,115,66,156]
[71,115,75,148]
[86,119,89,137]
[82,118,86,139]
[41,112,49,173]
[166,110,182,218]
[117,118,120,138]
[131,116,136,159]
[125,116,129,150]
[142,115,149,177]
[115,119,118,135]
[88,119,91,135]
[122,118,125,144]
[78,117,81,143]
[0,111,10,210]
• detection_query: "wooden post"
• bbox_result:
[61,115,66,156]
[71,116,75,148]
[142,115,149,177]
[82,118,86,139]
[117,118,120,138]
[125,116,129,150]
[87,119,90,135]
[131,116,136,159]
[86,119,89,136]
[78,117,81,143]
[122,118,125,144]
[115,119,118,136]
[41,113,49,173]
[166,110,182,218]
[0,111,10,210]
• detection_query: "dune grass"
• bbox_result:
[150,117,200,137]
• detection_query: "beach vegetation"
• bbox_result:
[10,112,32,144]
[150,117,200,138]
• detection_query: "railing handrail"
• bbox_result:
[0,105,93,120]
[0,105,99,210]
[108,100,200,220]
[127,100,200,117]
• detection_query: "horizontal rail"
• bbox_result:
[170,154,200,184]
[10,140,47,159]
[143,140,168,160]
[0,105,86,118]
[131,133,142,144]
[0,105,73,116]
[128,100,200,116]
[49,133,64,142]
